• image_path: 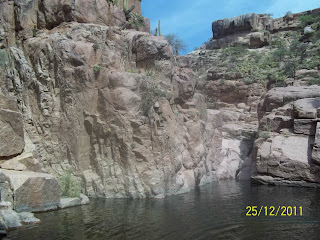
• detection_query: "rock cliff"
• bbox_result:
[0,0,320,217]
[0,0,253,205]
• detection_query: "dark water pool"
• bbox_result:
[6,180,320,240]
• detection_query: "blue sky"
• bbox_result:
[141,0,320,54]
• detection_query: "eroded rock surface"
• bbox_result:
[0,0,319,202]
[0,170,61,212]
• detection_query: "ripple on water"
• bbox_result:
[7,180,320,240]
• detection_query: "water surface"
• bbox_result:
[7,180,320,240]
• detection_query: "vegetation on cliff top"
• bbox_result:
[219,28,320,87]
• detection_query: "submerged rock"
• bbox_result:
[0,210,21,229]
[58,198,82,209]
[18,212,40,224]
[80,194,90,205]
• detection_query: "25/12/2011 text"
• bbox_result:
[246,206,303,216]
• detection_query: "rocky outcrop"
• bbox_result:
[58,198,81,209]
[206,8,320,49]
[212,13,272,39]
[0,94,24,158]
[249,86,320,186]
[0,0,252,200]
[0,170,61,212]
[1,0,319,206]
[0,208,40,230]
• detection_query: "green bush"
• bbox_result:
[128,13,145,30]
[164,34,187,56]
[0,50,8,68]
[140,80,167,113]
[93,64,101,74]
[59,169,82,198]
[145,69,155,77]
[114,0,120,7]
[92,42,99,52]
[299,14,320,27]
[307,78,320,85]
[251,28,259,32]
[221,45,248,60]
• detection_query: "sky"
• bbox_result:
[141,0,320,55]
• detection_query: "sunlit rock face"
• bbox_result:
[1,0,253,199]
[1,0,319,200]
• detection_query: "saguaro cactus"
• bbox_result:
[158,20,161,36]
[123,0,128,11]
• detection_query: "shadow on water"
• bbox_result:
[7,180,320,240]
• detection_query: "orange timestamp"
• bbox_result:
[246,206,303,216]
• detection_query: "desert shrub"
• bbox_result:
[268,70,286,86]
[164,34,187,55]
[145,69,155,76]
[114,0,120,7]
[0,50,8,68]
[93,64,101,74]
[92,42,99,52]
[139,80,167,113]
[128,13,145,30]
[59,169,82,198]
[299,14,320,27]
[259,130,270,140]
[311,29,320,42]
[307,78,320,85]
[264,13,273,17]
[221,45,248,60]
[260,30,271,36]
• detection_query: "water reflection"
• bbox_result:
[7,180,320,240]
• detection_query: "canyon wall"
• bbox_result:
[0,0,255,206]
[0,0,320,215]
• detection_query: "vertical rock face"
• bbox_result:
[1,0,319,201]
[207,8,320,49]
[251,87,320,186]
[1,0,251,199]
[212,13,271,39]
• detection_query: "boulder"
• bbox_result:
[0,210,21,229]
[293,98,320,119]
[259,86,320,114]
[294,119,317,135]
[212,13,263,39]
[0,153,43,172]
[173,67,196,103]
[252,135,320,185]
[18,212,40,224]
[296,69,319,79]
[132,35,173,68]
[259,114,293,132]
[0,202,11,210]
[249,32,270,48]
[58,198,81,209]
[79,194,90,205]
[0,170,61,212]
[304,26,315,35]
[0,109,24,158]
